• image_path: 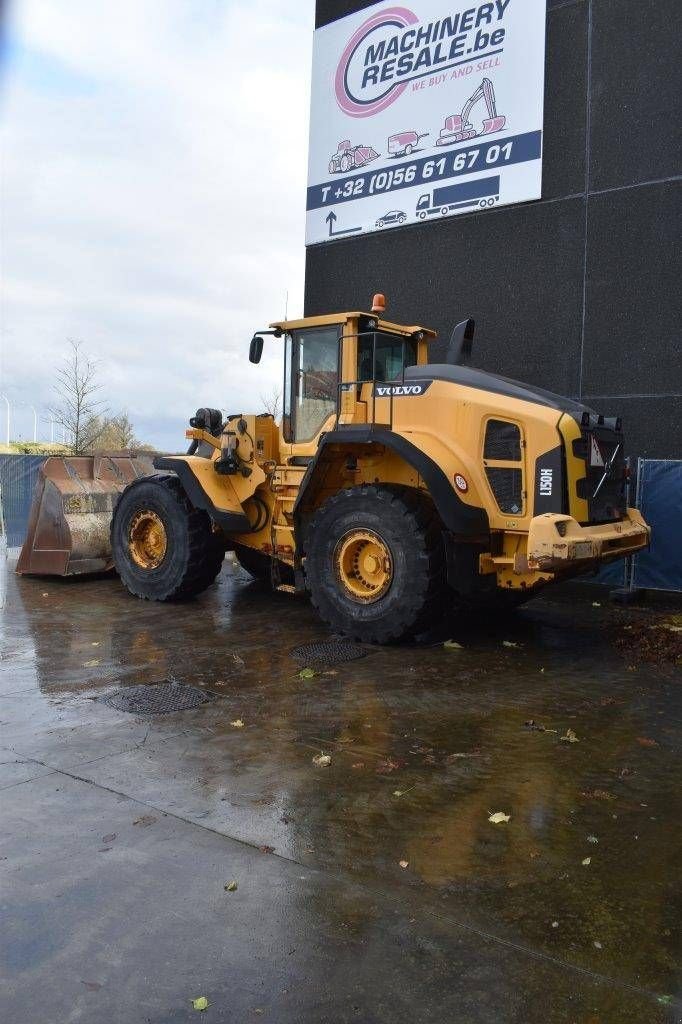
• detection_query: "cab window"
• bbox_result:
[358,333,417,382]
[284,327,339,443]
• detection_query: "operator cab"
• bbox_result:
[252,295,435,444]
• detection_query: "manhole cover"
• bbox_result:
[290,640,369,668]
[97,680,214,715]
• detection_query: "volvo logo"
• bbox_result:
[374,381,432,397]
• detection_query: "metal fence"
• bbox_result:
[0,455,47,548]
[629,459,682,592]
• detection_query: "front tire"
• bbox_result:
[111,474,225,601]
[305,486,448,644]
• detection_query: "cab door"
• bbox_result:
[282,325,340,459]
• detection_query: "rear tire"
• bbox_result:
[111,474,225,601]
[305,486,448,644]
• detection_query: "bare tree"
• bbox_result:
[49,340,107,454]
[260,388,281,422]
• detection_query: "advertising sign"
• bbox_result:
[306,0,546,245]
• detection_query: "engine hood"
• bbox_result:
[405,364,592,418]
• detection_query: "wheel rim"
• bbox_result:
[128,509,167,569]
[334,529,392,603]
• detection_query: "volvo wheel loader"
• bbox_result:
[19,295,650,643]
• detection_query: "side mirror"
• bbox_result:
[249,334,264,364]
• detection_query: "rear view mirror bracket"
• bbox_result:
[249,328,283,364]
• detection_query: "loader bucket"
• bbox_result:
[16,453,155,577]
[481,115,506,135]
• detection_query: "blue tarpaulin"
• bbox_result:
[0,455,47,547]
[631,459,682,592]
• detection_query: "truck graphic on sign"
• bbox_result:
[416,175,500,218]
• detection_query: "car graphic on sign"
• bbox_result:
[376,210,407,228]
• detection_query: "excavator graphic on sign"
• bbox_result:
[436,78,506,147]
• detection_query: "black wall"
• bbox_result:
[306,0,681,459]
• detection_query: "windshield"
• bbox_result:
[357,332,417,383]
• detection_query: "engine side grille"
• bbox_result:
[484,420,521,461]
[485,468,523,514]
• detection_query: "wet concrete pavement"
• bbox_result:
[1,555,681,1023]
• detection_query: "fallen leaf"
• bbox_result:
[444,752,469,762]
[551,921,559,929]
[224,880,238,892]
[351,762,365,769]
[91,641,100,646]
[560,729,580,743]
[502,641,519,648]
[593,940,602,949]
[132,815,157,827]
[657,995,674,1005]
[592,602,601,607]
[586,835,599,844]
[393,790,404,797]
[636,736,658,748]
[230,719,244,728]
[443,639,463,650]
[398,859,409,869]
[525,719,546,732]
[375,758,405,774]
[582,857,591,866]
[488,811,511,824]
[101,833,117,843]
[231,652,245,666]
[312,753,331,767]
[259,844,274,854]
[586,789,613,801]
[83,659,100,668]
[299,668,316,679]
[41,592,50,597]
[192,996,209,1011]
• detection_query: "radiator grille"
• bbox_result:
[484,420,521,461]
[486,468,523,514]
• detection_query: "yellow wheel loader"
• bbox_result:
[19,295,650,643]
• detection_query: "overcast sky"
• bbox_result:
[1,0,313,450]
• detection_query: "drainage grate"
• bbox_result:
[97,680,214,715]
[290,640,369,668]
